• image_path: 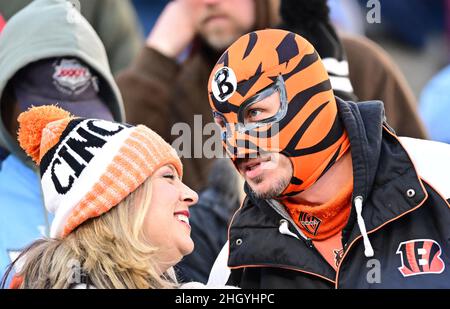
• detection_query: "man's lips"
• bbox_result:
[237,156,273,180]
[238,156,271,172]
[202,14,229,24]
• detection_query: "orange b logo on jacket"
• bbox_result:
[396,239,445,277]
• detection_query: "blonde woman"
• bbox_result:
[1,105,198,289]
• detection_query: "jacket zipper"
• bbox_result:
[267,199,308,240]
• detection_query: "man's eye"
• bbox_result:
[247,109,262,119]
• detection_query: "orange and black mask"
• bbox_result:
[208,29,350,197]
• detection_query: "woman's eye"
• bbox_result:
[163,174,175,180]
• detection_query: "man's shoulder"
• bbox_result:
[399,137,450,199]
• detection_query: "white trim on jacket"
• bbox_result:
[400,137,450,200]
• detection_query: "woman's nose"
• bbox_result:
[181,183,199,206]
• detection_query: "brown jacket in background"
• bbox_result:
[342,34,427,139]
[116,3,427,191]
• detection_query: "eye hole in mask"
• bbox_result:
[240,89,282,125]
[238,75,288,132]
[213,75,288,141]
[212,110,229,141]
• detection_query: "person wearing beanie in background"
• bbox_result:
[2,105,198,289]
[0,0,143,74]
[207,29,450,288]
[0,0,125,282]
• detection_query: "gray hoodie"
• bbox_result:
[0,0,125,160]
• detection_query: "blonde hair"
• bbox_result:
[2,177,178,289]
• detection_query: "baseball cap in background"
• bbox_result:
[0,14,5,33]
[12,57,114,121]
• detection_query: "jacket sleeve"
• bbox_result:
[207,241,232,287]
[341,34,428,140]
[400,137,450,202]
[115,47,180,140]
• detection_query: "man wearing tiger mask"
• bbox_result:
[207,29,450,288]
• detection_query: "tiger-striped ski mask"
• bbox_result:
[208,29,350,197]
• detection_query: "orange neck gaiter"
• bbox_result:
[284,177,353,240]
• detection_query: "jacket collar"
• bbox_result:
[229,191,337,281]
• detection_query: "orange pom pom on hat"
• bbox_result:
[17,105,182,238]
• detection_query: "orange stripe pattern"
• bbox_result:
[207,29,350,196]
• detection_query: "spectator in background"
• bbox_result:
[131,0,167,36]
[341,34,428,139]
[280,0,428,139]
[359,0,445,49]
[278,0,357,102]
[328,0,364,35]
[0,0,125,283]
[420,65,450,144]
[0,0,143,74]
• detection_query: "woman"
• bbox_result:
[1,105,198,288]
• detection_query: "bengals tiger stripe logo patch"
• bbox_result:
[299,212,322,236]
[396,239,445,277]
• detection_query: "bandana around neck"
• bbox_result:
[284,176,353,240]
